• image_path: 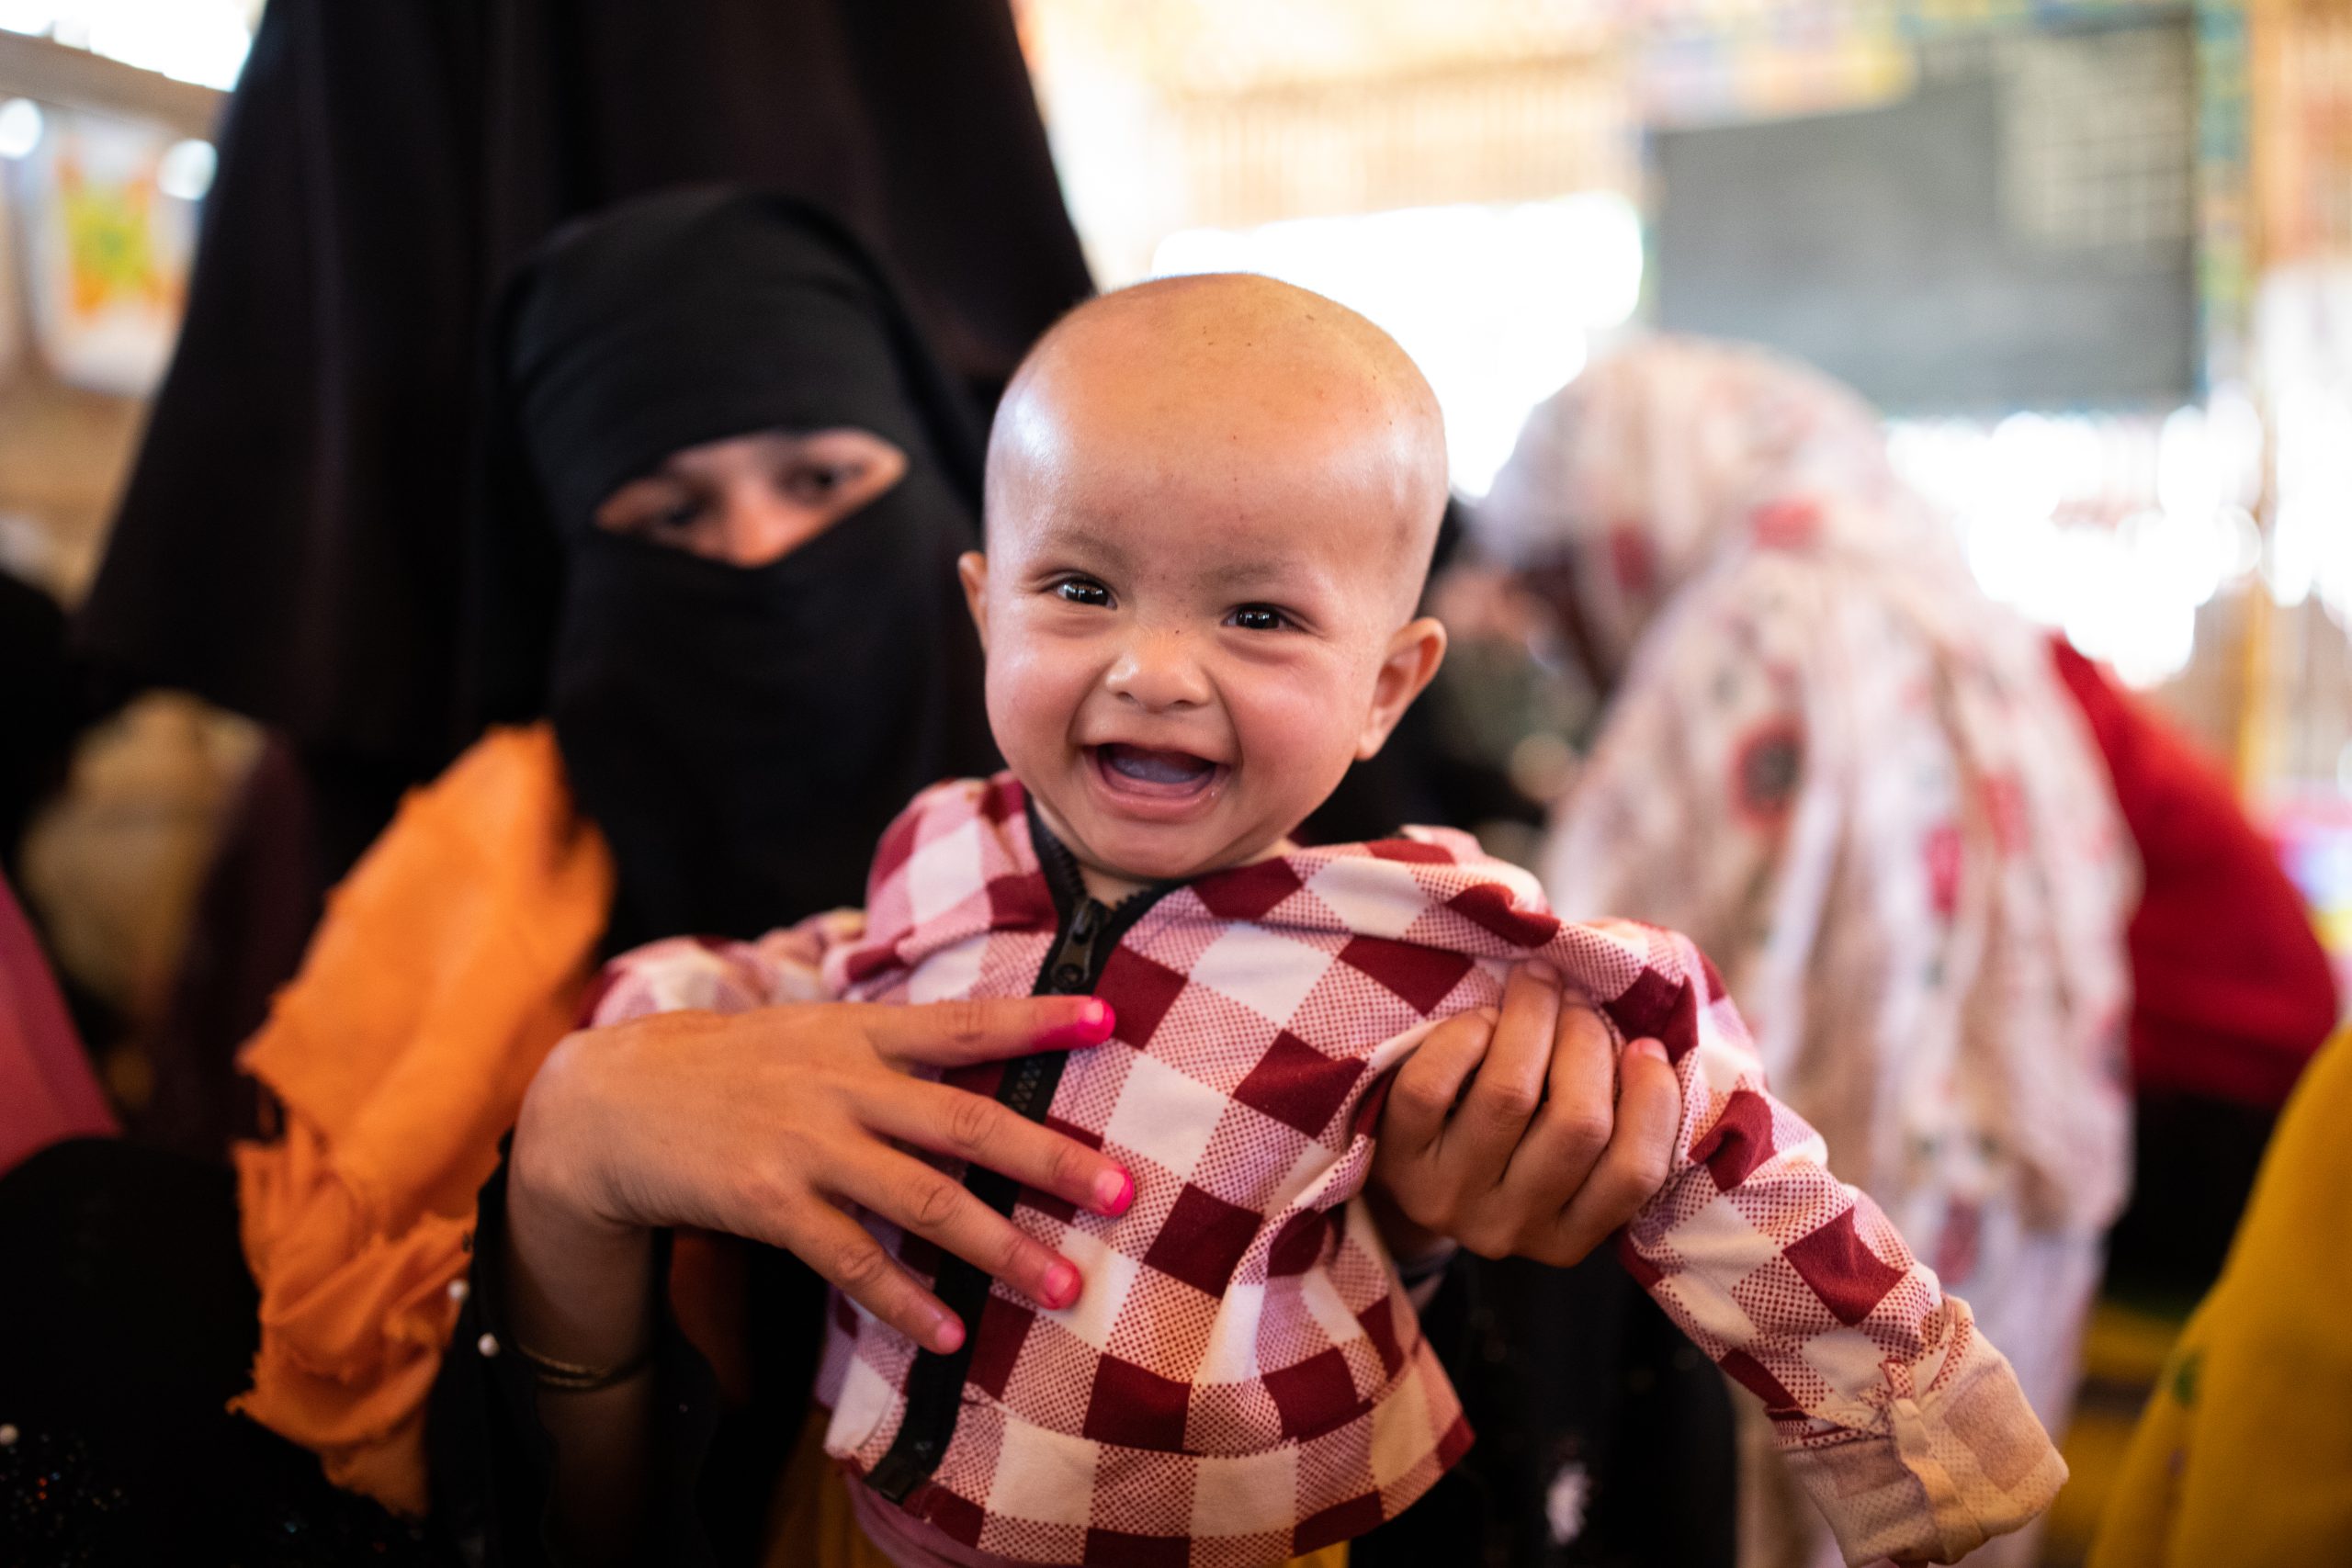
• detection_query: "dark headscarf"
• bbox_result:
[481,189,999,950]
[75,0,1091,775]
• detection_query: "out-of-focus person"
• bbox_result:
[1476,336,2137,1568]
[2047,643,2340,1302]
[0,871,114,1177]
[0,569,81,884]
[2086,1024,2352,1568]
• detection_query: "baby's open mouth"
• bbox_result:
[1091,742,1222,799]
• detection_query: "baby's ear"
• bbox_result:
[956,551,991,649]
[1356,616,1448,760]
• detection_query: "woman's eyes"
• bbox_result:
[783,464,854,502]
[1053,577,1114,607]
[1228,604,1291,632]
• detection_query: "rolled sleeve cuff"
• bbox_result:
[1782,1300,2067,1567]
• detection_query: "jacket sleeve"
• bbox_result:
[1583,919,2064,1567]
[589,911,865,1023]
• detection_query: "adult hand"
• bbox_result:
[508,996,1131,1359]
[1369,963,1681,1267]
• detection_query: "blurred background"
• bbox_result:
[0,2,2346,1561]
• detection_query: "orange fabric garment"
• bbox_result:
[231,724,613,1513]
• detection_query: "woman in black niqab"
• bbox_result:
[77,0,1090,784]
[481,186,1000,951]
[0,192,1002,1564]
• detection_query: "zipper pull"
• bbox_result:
[1046,898,1107,994]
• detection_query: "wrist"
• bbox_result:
[502,1156,657,1369]
[505,1038,660,1369]
[505,1143,650,1263]
[512,1031,637,1240]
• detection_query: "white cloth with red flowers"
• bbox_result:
[1483,337,2132,1568]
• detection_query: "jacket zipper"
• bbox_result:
[865,805,1170,1505]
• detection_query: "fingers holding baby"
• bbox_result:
[512,993,1136,1357]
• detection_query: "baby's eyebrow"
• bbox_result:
[1197,552,1344,598]
[1032,523,1136,574]
[1200,559,1292,592]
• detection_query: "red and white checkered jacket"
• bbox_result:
[596,774,2064,1568]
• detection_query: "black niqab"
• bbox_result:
[74,0,1091,774]
[488,190,998,950]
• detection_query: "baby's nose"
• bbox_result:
[1104,628,1211,710]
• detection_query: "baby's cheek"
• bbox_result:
[984,635,1088,764]
[1231,670,1361,793]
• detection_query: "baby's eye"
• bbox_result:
[1229,604,1289,632]
[1054,577,1113,608]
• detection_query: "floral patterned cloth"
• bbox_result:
[1482,337,2135,1567]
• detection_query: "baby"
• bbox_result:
[596,276,2063,1568]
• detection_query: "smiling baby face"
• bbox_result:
[961,274,1452,899]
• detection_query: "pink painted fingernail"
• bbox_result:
[1041,1260,1082,1310]
[1036,998,1116,1050]
[932,1314,967,1354]
[1092,1168,1135,1218]
[1629,1037,1669,1064]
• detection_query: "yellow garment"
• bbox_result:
[2089,1028,2352,1566]
[769,1410,1348,1568]
[231,726,614,1513]
[766,1410,923,1568]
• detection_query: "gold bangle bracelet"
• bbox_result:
[509,1336,657,1393]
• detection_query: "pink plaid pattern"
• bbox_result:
[598,774,2058,1567]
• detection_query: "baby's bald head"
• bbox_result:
[962,275,1454,891]
[987,274,1449,620]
